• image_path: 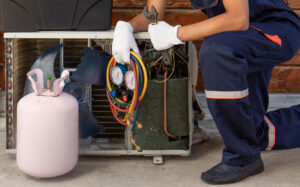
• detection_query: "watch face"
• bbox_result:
[110,66,124,85]
[125,70,135,90]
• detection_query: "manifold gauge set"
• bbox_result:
[106,51,148,150]
[110,65,136,91]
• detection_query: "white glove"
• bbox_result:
[112,21,141,64]
[148,21,184,50]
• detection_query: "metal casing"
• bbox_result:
[4,31,196,159]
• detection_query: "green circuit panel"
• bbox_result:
[134,78,189,150]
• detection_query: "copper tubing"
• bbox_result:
[8,128,12,136]
[8,81,12,89]
[163,71,177,139]
[8,93,12,101]
[8,58,12,65]
[8,105,12,113]
[8,116,12,125]
[7,141,12,148]
[8,70,12,77]
[7,46,12,53]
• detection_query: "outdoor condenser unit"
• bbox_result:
[4,31,198,164]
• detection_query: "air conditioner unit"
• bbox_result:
[4,31,198,164]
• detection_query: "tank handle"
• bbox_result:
[53,70,69,97]
[27,69,44,96]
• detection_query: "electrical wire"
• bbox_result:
[153,49,176,84]
[148,44,158,59]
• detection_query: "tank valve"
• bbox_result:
[47,74,52,90]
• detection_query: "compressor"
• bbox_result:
[17,68,79,178]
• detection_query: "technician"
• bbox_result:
[112,0,300,184]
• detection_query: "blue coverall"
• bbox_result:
[190,0,300,166]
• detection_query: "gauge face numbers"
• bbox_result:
[111,66,124,85]
[125,71,135,90]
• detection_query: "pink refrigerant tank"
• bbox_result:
[17,68,79,178]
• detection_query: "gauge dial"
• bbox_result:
[111,66,124,85]
[125,71,135,90]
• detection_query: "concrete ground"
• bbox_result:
[1,91,300,187]
[1,121,300,186]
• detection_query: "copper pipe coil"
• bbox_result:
[7,141,12,148]
[8,70,12,77]
[8,116,12,125]
[7,46,12,53]
[8,105,12,113]
[8,128,12,136]
[8,57,12,65]
[8,93,12,101]
[8,81,12,89]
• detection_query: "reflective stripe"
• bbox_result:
[205,89,249,99]
[264,116,276,151]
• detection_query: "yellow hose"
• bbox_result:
[106,51,148,123]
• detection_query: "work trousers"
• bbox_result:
[200,20,300,166]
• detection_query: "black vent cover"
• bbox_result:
[0,0,112,32]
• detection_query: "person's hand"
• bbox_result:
[148,21,184,50]
[112,21,141,64]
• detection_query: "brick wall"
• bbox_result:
[0,1,299,92]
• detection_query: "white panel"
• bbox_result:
[4,31,150,39]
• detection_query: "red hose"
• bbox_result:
[106,90,128,112]
[109,102,127,126]
[107,57,139,126]
[129,58,139,115]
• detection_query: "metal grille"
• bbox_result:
[8,38,125,149]
[63,39,86,69]
[92,86,125,138]
[0,32,5,90]
[90,39,125,138]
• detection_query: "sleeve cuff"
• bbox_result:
[115,21,133,33]
[172,25,184,45]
